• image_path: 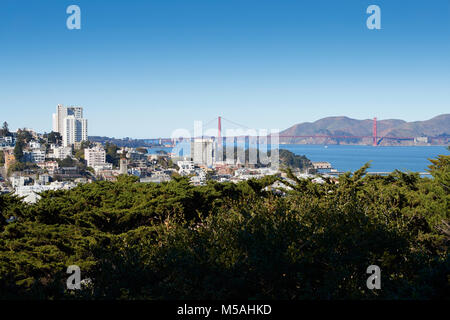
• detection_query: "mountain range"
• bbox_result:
[280,114,450,145]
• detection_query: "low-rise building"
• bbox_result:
[28,141,41,149]
[37,161,59,174]
[38,174,51,185]
[9,176,32,188]
[52,146,73,160]
[93,163,113,174]
[14,181,76,204]
[85,146,106,168]
[0,136,15,148]
[177,160,195,176]
[312,162,332,170]
[24,149,46,163]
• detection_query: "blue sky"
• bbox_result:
[1,0,449,138]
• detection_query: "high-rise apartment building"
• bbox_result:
[190,138,215,167]
[52,104,83,134]
[63,116,88,147]
[52,104,88,147]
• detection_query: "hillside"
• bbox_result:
[280,114,450,145]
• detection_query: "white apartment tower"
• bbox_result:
[63,116,88,147]
[52,104,88,147]
[190,138,215,167]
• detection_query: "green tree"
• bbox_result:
[0,156,448,300]
[57,156,77,168]
[136,147,148,154]
[46,131,62,145]
[13,139,24,162]
[16,129,33,143]
[105,142,120,167]
[1,122,10,137]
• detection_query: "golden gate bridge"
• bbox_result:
[146,117,447,147]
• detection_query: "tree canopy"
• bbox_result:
[0,156,448,299]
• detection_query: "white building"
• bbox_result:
[24,149,46,163]
[0,136,15,148]
[63,115,88,147]
[190,138,215,167]
[14,181,76,204]
[177,160,196,176]
[93,163,113,174]
[52,104,83,134]
[37,161,59,174]
[52,146,73,160]
[52,105,87,147]
[9,176,32,188]
[28,141,41,149]
[84,146,106,168]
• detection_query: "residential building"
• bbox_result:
[52,104,83,135]
[9,176,32,188]
[84,146,106,168]
[52,146,73,160]
[190,138,215,167]
[28,141,41,149]
[51,105,87,147]
[37,161,59,174]
[63,115,88,147]
[14,181,76,204]
[0,136,15,148]
[24,150,46,163]
[177,160,196,176]
[93,163,113,174]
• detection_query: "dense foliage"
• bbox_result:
[0,156,448,300]
[0,122,11,137]
[44,131,62,145]
[278,149,313,171]
[105,142,120,168]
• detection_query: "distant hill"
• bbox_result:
[280,114,450,145]
[88,136,156,148]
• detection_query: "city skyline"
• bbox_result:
[1,0,449,138]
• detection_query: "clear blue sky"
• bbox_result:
[1,0,449,138]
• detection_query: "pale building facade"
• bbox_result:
[84,146,106,168]
[52,104,87,147]
[190,138,215,167]
[52,104,83,134]
[63,116,88,147]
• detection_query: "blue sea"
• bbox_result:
[279,145,449,173]
[149,144,449,173]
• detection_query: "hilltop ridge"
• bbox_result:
[280,114,450,145]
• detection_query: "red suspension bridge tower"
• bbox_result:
[372,117,377,146]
